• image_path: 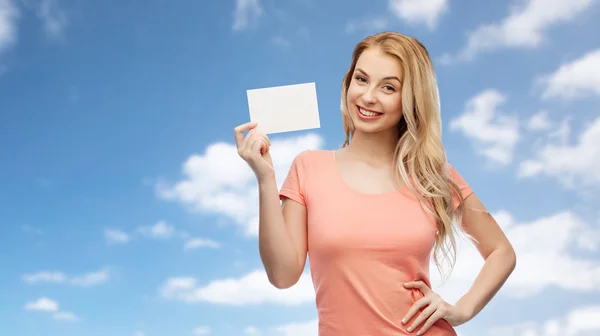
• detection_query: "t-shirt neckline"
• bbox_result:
[329,149,405,198]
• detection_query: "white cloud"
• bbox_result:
[23,268,110,287]
[24,297,79,322]
[105,228,129,244]
[156,133,324,236]
[232,0,263,31]
[22,271,65,284]
[244,326,261,335]
[449,89,520,165]
[69,268,110,287]
[184,237,220,250]
[53,311,78,322]
[488,305,600,336]
[274,319,318,336]
[36,0,67,39]
[109,221,220,250]
[240,319,319,336]
[0,0,18,53]
[138,220,175,239]
[24,297,59,312]
[345,17,388,34]
[159,269,314,306]
[526,110,552,131]
[519,116,600,188]
[193,326,211,335]
[388,0,448,30]
[432,210,600,304]
[539,49,600,100]
[440,0,596,63]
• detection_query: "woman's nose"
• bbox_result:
[361,88,377,105]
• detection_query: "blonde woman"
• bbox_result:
[234,32,516,336]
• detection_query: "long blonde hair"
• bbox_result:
[340,32,465,280]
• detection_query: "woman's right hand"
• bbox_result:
[234,121,274,182]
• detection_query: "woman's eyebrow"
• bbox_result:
[355,68,401,83]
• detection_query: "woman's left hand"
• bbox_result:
[401,281,471,335]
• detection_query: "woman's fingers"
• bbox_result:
[234,122,272,169]
[257,133,271,153]
[239,130,255,156]
[407,304,436,333]
[250,135,265,154]
[404,281,431,294]
[402,296,430,324]
[234,121,258,148]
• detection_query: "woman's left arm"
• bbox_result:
[453,193,517,320]
[402,193,516,335]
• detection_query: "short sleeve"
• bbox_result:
[446,163,473,209]
[279,151,308,205]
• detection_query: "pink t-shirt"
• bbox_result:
[279,150,473,336]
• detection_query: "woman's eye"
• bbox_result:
[355,76,367,83]
[384,85,395,92]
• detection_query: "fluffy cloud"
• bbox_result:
[183,237,220,250]
[0,0,18,53]
[526,110,552,131]
[432,209,600,304]
[53,311,77,321]
[244,326,261,335]
[388,0,448,30]
[104,228,129,244]
[232,0,263,31]
[441,0,596,63]
[193,326,211,335]
[24,297,78,322]
[488,305,600,336]
[519,116,600,188]
[36,0,68,39]
[519,49,600,189]
[156,133,325,236]
[108,221,220,250]
[239,320,318,336]
[449,89,520,165]
[539,49,600,100]
[274,319,318,336]
[24,297,59,312]
[22,268,110,287]
[159,269,314,306]
[138,220,175,239]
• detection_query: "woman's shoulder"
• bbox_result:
[280,149,333,198]
[286,149,333,180]
[291,149,333,164]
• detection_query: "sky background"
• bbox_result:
[1,0,600,335]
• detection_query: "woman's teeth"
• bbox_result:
[359,107,381,117]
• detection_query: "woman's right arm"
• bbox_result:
[234,121,308,289]
[257,176,308,289]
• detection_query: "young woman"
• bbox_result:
[234,32,516,336]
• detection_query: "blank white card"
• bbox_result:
[246,82,321,135]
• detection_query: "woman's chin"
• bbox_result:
[353,125,387,135]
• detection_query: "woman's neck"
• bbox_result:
[345,129,398,166]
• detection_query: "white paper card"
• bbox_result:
[247,82,321,134]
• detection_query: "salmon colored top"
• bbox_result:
[279,150,473,336]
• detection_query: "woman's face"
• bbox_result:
[346,47,404,135]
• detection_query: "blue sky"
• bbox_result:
[1,0,600,335]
